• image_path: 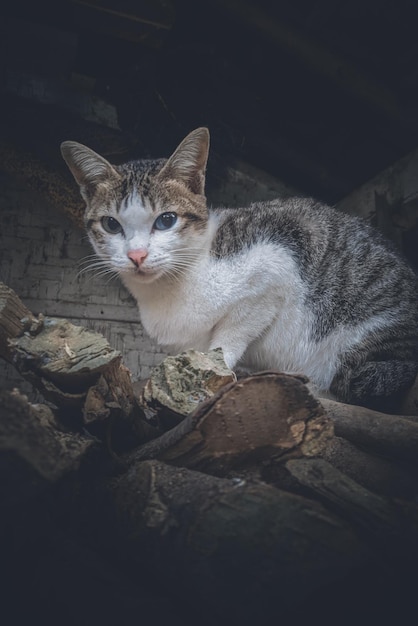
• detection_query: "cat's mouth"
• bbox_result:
[130,265,162,283]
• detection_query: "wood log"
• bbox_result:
[0,389,97,506]
[109,458,367,624]
[127,372,334,474]
[262,434,418,500]
[11,316,120,406]
[319,436,418,499]
[400,372,418,415]
[140,348,236,428]
[0,282,37,362]
[0,282,150,446]
[321,397,418,465]
[284,458,418,558]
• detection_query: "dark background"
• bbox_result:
[2,0,418,204]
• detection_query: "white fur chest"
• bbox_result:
[134,275,217,351]
[123,242,305,360]
[122,256,230,351]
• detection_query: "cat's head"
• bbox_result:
[60,128,210,284]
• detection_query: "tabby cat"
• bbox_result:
[61,128,418,410]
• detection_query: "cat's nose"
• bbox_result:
[128,248,148,267]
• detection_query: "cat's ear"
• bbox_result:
[159,127,209,195]
[60,141,119,191]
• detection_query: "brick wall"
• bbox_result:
[0,171,167,396]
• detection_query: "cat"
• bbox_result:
[61,127,418,411]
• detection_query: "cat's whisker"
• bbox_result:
[76,257,118,280]
[78,252,105,262]
[76,265,111,278]
[77,255,111,271]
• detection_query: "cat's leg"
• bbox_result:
[209,335,249,370]
[208,296,278,370]
[330,360,418,411]
[209,313,270,371]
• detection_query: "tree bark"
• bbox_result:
[321,397,418,465]
[0,389,97,506]
[109,458,367,624]
[127,371,334,474]
[284,458,418,557]
[0,282,151,445]
[0,282,37,362]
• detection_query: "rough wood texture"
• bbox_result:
[128,372,334,474]
[0,282,37,361]
[141,348,236,427]
[110,458,366,623]
[0,389,96,505]
[400,372,418,415]
[319,436,418,499]
[0,283,148,444]
[2,281,418,625]
[12,316,120,405]
[285,458,418,558]
[321,397,418,465]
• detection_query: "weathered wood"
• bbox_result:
[0,389,96,505]
[127,372,334,474]
[285,458,418,558]
[110,458,367,623]
[319,436,418,499]
[140,348,236,427]
[0,282,37,361]
[321,397,418,464]
[83,359,135,423]
[11,316,120,406]
[400,372,418,415]
[0,283,149,445]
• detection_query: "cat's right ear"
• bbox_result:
[60,141,119,192]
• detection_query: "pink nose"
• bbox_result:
[128,248,148,267]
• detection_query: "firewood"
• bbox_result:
[285,458,418,558]
[400,372,418,415]
[110,458,367,623]
[0,389,96,505]
[320,397,418,465]
[140,348,236,428]
[127,372,334,474]
[0,282,38,362]
[2,279,418,624]
[319,436,418,499]
[0,282,148,444]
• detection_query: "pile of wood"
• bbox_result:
[1,280,418,626]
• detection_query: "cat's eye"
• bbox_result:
[154,212,177,231]
[101,216,123,234]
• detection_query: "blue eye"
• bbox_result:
[154,212,177,231]
[101,216,123,234]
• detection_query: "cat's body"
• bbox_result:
[61,128,418,410]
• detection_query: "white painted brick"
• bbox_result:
[38,279,62,301]
[0,172,168,389]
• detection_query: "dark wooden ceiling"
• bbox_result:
[2,0,418,204]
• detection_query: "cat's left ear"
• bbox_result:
[159,127,209,195]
